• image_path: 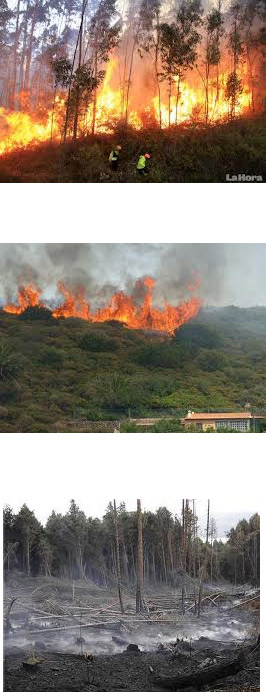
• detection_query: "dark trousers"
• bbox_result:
[111,159,118,171]
[137,168,147,176]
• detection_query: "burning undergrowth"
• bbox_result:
[2,276,202,335]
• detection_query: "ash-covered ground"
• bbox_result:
[4,575,260,692]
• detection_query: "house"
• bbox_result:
[181,411,264,431]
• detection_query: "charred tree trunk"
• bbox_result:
[113,500,124,614]
[136,499,144,613]
[153,652,246,689]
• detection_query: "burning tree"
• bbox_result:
[159,0,203,127]
[0,0,265,154]
[202,4,224,123]
[138,0,162,126]
[87,0,121,133]
[226,2,244,118]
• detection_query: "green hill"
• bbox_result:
[0,305,265,432]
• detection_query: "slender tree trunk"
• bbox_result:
[168,76,172,128]
[9,0,21,109]
[175,75,180,125]
[205,62,209,123]
[125,34,137,128]
[24,9,37,96]
[136,499,144,613]
[91,46,98,135]
[206,500,210,546]
[24,535,30,576]
[155,14,161,128]
[161,540,167,583]
[19,0,30,100]
[113,500,124,614]
[63,0,87,143]
[73,0,86,140]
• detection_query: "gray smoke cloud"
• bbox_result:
[0,243,265,307]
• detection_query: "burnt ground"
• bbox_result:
[3,575,260,692]
[4,638,260,692]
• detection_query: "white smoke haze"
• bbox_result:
[0,243,265,307]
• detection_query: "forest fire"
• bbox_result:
[3,277,202,334]
[0,58,252,156]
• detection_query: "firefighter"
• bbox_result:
[136,153,150,175]
[109,145,121,171]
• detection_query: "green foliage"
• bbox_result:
[51,57,72,87]
[80,332,118,352]
[38,346,64,365]
[1,117,265,183]
[18,306,53,320]
[69,144,106,182]
[0,0,12,47]
[0,306,265,431]
[0,339,20,380]
[4,501,260,587]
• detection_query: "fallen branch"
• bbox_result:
[153,652,246,689]
[228,596,260,610]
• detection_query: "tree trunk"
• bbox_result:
[9,0,21,109]
[19,0,30,98]
[91,47,98,135]
[24,8,38,95]
[24,535,30,576]
[153,653,246,689]
[205,63,209,123]
[136,499,144,613]
[155,14,161,128]
[175,75,180,125]
[168,76,172,128]
[113,500,124,614]
[125,34,137,128]
[73,0,86,140]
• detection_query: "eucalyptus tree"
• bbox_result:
[87,0,121,133]
[240,0,265,112]
[226,2,244,118]
[203,4,224,121]
[138,0,162,126]
[159,0,203,127]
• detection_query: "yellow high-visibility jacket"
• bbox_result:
[109,150,119,162]
[137,155,146,170]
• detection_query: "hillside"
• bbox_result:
[0,117,265,183]
[0,305,265,432]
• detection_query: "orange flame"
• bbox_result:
[0,57,253,156]
[4,284,43,314]
[3,277,202,335]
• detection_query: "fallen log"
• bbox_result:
[153,652,246,690]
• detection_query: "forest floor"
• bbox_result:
[0,115,265,183]
[4,574,260,692]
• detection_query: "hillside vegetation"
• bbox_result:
[0,305,265,432]
[0,117,265,183]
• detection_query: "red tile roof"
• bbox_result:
[183,412,264,420]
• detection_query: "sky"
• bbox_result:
[0,243,266,307]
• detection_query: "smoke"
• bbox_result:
[0,243,265,307]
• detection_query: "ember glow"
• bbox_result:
[0,57,252,156]
[3,277,202,334]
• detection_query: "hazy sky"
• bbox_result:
[0,243,265,307]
